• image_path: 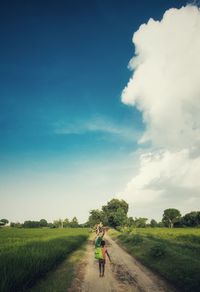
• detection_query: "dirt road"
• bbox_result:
[70,234,175,292]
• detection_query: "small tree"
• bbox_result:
[70,217,79,228]
[39,219,48,227]
[182,211,200,227]
[0,219,9,226]
[127,217,135,227]
[134,217,148,228]
[53,219,63,228]
[150,219,158,227]
[88,209,106,227]
[162,208,181,228]
[63,218,70,228]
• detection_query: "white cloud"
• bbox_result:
[122,5,200,150]
[121,5,200,216]
[54,116,140,142]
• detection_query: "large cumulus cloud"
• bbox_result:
[121,5,200,216]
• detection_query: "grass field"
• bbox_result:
[110,228,200,292]
[0,228,89,292]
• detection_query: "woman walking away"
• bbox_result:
[99,240,111,277]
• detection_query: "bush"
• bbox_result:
[130,233,144,244]
[150,242,167,258]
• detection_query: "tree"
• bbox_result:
[23,221,40,228]
[10,222,22,228]
[150,219,158,228]
[127,217,135,227]
[162,208,181,228]
[134,217,148,228]
[102,199,129,228]
[53,219,63,228]
[0,219,9,226]
[182,211,200,227]
[63,218,70,228]
[70,217,79,228]
[39,219,48,227]
[88,209,106,227]
[113,208,127,227]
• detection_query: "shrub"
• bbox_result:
[130,233,144,244]
[150,242,167,258]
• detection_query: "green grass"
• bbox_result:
[30,240,88,292]
[109,228,200,292]
[0,228,89,292]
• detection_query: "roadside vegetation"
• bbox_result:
[1,198,200,291]
[0,228,89,292]
[110,227,200,292]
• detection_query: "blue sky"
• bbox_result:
[0,0,190,222]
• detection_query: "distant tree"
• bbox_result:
[23,221,40,228]
[182,211,200,227]
[63,218,70,228]
[0,219,9,226]
[53,219,63,228]
[47,222,55,228]
[113,208,127,227]
[88,209,106,227]
[150,219,158,228]
[10,222,22,228]
[134,217,148,228]
[127,217,135,227]
[39,219,48,227]
[69,217,79,228]
[162,208,181,228]
[102,199,129,228]
[157,221,164,227]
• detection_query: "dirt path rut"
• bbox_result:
[70,234,175,292]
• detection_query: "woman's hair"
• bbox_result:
[101,240,105,247]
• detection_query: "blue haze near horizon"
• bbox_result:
[0,0,188,222]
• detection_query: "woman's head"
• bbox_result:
[101,240,105,247]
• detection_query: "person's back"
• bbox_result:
[98,240,111,277]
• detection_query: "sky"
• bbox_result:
[0,0,199,223]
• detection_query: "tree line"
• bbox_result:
[0,217,81,228]
[1,199,200,229]
[87,199,200,228]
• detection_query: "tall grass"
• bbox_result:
[0,228,89,292]
[110,228,200,292]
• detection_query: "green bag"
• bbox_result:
[95,236,102,247]
[94,247,103,259]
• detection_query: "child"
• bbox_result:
[98,240,111,277]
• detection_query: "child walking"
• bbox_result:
[98,240,111,277]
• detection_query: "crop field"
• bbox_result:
[0,228,89,292]
[110,228,200,292]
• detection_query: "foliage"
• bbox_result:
[88,209,106,226]
[10,222,22,228]
[63,218,70,228]
[134,217,148,228]
[0,219,9,226]
[150,219,158,227]
[149,242,167,258]
[69,217,79,228]
[0,228,89,292]
[102,199,128,228]
[110,227,200,292]
[23,221,41,228]
[162,208,181,228]
[53,219,63,228]
[181,211,200,227]
[130,233,143,244]
[39,219,48,227]
[88,198,129,228]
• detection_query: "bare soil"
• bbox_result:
[69,234,176,292]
